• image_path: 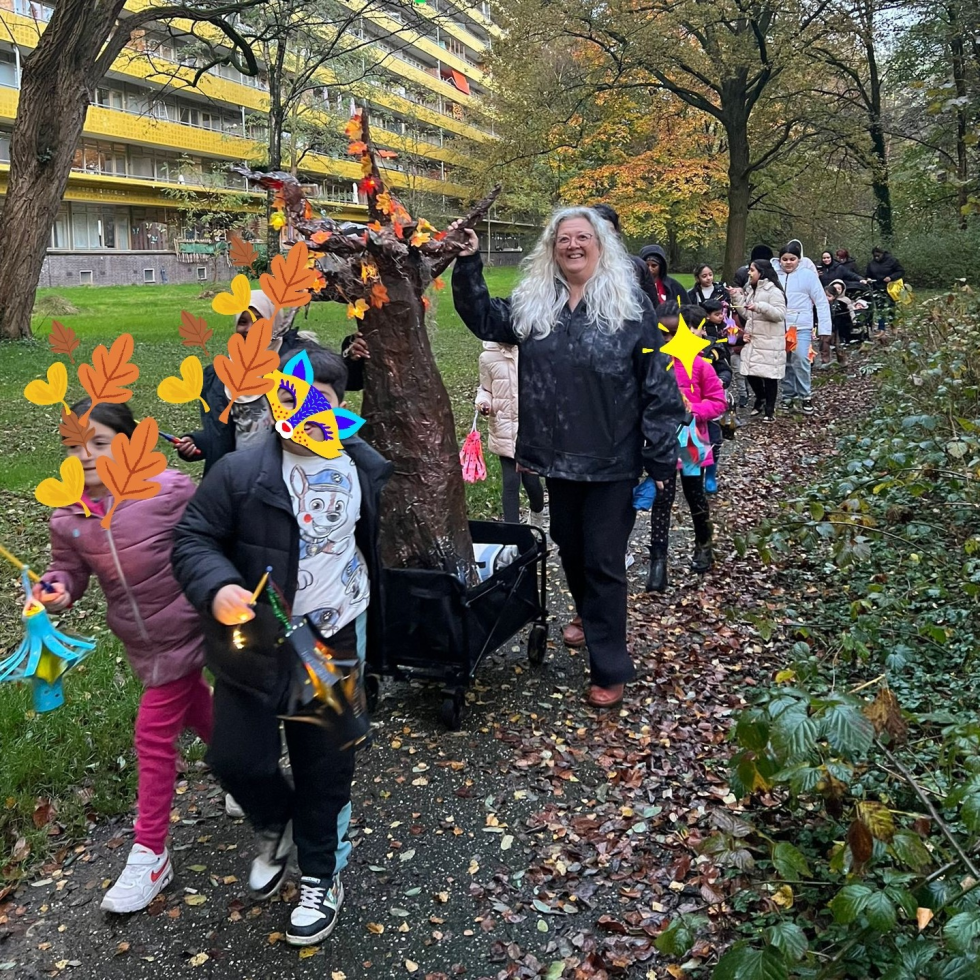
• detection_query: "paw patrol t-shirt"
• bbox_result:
[281,451,370,638]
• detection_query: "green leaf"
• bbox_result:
[713,945,789,980]
[772,842,811,880]
[770,705,818,763]
[960,793,980,833]
[654,915,704,957]
[864,890,897,931]
[890,831,933,873]
[735,710,771,752]
[543,963,564,980]
[944,909,980,953]
[820,700,874,761]
[830,883,872,925]
[765,921,807,962]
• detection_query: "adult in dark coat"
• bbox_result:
[818,250,865,289]
[639,244,690,307]
[732,245,774,289]
[450,206,686,709]
[865,247,905,285]
[590,203,660,308]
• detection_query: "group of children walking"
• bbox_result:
[34,301,374,946]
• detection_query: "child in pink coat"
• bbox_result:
[645,304,727,592]
[34,399,215,915]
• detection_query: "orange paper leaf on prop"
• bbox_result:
[360,262,378,283]
[77,334,139,420]
[229,233,259,271]
[422,296,431,311]
[367,221,382,233]
[433,277,446,291]
[59,407,95,457]
[48,320,80,364]
[370,283,389,309]
[433,230,448,241]
[347,141,368,155]
[95,417,167,529]
[344,115,362,139]
[347,299,370,320]
[410,231,431,248]
[359,156,373,177]
[178,310,213,358]
[260,242,318,311]
[311,230,332,244]
[375,192,393,216]
[212,318,278,424]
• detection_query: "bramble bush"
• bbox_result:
[661,288,980,978]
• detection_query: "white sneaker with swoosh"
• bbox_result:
[101,844,173,913]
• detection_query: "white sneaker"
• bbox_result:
[225,794,245,819]
[100,844,173,913]
[249,821,293,899]
[287,876,344,946]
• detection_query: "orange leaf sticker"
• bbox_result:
[311,230,332,244]
[347,299,370,320]
[77,334,139,420]
[259,242,318,312]
[347,141,368,155]
[179,311,213,359]
[59,407,95,457]
[48,320,80,364]
[433,277,446,291]
[229,233,259,271]
[370,283,389,309]
[95,417,167,529]
[361,262,379,283]
[212,318,279,424]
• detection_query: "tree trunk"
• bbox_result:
[722,112,751,283]
[864,18,893,240]
[266,98,285,262]
[358,266,473,577]
[949,8,969,230]
[0,0,123,339]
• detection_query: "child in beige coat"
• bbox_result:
[475,341,545,524]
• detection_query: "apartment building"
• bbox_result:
[0,0,501,287]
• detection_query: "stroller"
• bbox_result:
[847,282,894,340]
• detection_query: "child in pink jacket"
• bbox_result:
[34,399,215,914]
[645,304,727,592]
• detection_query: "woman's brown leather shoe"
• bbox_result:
[587,683,625,708]
[562,616,585,648]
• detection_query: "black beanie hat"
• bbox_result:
[780,241,802,258]
[750,244,773,262]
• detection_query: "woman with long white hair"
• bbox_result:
[450,207,685,708]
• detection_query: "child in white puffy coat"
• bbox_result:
[475,341,545,524]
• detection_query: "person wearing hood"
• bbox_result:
[786,238,818,274]
[777,242,832,414]
[639,245,690,308]
[733,245,774,289]
[818,251,864,290]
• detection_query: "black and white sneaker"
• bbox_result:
[802,399,815,415]
[286,875,344,946]
[248,821,293,899]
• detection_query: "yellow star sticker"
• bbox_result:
[645,311,710,378]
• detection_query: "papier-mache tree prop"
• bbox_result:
[234,106,501,578]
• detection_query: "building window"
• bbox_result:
[15,1,54,22]
[79,270,94,285]
[0,47,17,88]
[143,268,156,284]
[50,207,69,248]
[0,130,10,163]
[196,266,208,282]
[131,208,170,250]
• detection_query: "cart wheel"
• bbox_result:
[365,673,381,713]
[527,624,548,666]
[439,690,465,731]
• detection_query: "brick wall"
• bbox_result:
[38,251,223,289]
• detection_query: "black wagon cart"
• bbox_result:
[368,520,549,729]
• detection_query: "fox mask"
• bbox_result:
[265,351,365,459]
